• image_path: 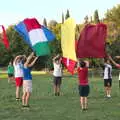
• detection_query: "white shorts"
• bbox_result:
[23,80,32,93]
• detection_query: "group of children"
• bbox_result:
[7,53,120,111]
[52,54,120,111]
[7,52,38,109]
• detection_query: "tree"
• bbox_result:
[105,4,120,43]
[65,9,70,20]
[43,18,47,27]
[62,13,64,23]
[84,15,89,24]
[94,10,100,23]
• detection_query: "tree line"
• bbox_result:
[0,5,120,70]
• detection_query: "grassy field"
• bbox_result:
[0,73,120,120]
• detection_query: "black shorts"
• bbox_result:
[53,76,62,86]
[8,73,14,77]
[78,85,90,97]
[104,79,112,87]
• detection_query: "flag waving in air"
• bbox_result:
[77,23,107,58]
[0,25,9,49]
[15,18,55,56]
[61,18,77,74]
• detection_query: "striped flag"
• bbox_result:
[61,18,77,74]
[15,18,55,56]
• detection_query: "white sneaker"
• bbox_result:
[107,95,111,98]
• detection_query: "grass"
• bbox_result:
[0,73,120,120]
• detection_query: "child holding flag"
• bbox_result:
[103,58,112,98]
[13,55,25,101]
[22,52,38,108]
[77,60,90,111]
[53,54,62,96]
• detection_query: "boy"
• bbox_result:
[53,54,62,96]
[103,58,112,98]
[13,55,25,101]
[77,60,90,111]
[7,61,14,83]
[22,52,38,108]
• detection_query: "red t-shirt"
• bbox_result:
[77,67,88,85]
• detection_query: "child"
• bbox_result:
[22,52,38,108]
[13,55,26,101]
[108,56,120,87]
[7,61,14,83]
[77,60,90,111]
[103,58,112,98]
[53,54,62,96]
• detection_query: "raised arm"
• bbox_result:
[24,52,34,66]
[115,56,120,59]
[53,54,60,62]
[28,57,38,67]
[84,61,89,67]
[13,55,23,65]
[108,56,118,66]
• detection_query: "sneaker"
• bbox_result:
[107,95,111,98]
[22,105,30,110]
[16,98,20,101]
[81,108,86,112]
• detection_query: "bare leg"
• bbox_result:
[57,85,61,96]
[16,86,20,99]
[54,85,57,96]
[8,77,10,83]
[25,92,31,106]
[105,87,108,96]
[80,97,84,109]
[108,86,111,97]
[84,97,88,109]
[22,92,27,105]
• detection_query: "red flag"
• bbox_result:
[1,25,9,49]
[77,23,107,58]
[62,57,76,75]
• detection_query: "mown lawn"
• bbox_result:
[0,73,120,120]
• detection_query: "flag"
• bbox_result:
[61,18,77,74]
[1,25,9,49]
[77,23,107,58]
[15,18,55,56]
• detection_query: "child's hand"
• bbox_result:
[115,56,120,59]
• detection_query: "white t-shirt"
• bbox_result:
[53,62,62,77]
[104,63,112,79]
[13,62,23,77]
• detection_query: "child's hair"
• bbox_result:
[80,61,86,68]
[55,56,61,61]
[104,58,110,63]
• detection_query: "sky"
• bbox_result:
[0,0,120,27]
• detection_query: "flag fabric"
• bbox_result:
[77,23,107,58]
[61,18,77,74]
[1,25,9,49]
[15,18,55,56]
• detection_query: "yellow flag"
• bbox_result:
[61,18,77,61]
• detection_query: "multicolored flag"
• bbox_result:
[15,18,55,56]
[0,25,9,49]
[61,18,77,74]
[77,23,107,58]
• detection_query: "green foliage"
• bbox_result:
[65,9,70,20]
[62,13,64,23]
[43,18,47,27]
[94,9,100,23]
